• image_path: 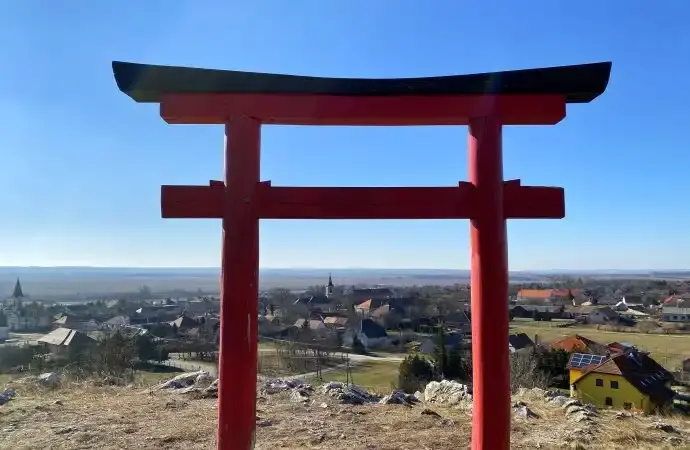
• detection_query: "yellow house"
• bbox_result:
[568,351,675,413]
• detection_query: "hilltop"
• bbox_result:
[1,378,688,449]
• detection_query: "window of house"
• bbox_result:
[623,402,632,410]
[610,380,619,389]
[605,397,613,406]
[596,378,603,387]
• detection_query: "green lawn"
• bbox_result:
[510,323,690,370]
[319,360,400,393]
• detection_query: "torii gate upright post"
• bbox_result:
[112,60,611,450]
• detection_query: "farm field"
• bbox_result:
[511,322,690,370]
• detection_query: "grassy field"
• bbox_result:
[511,322,690,370]
[319,360,400,393]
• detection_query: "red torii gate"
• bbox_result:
[112,61,611,450]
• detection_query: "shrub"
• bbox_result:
[398,354,434,393]
[0,346,35,372]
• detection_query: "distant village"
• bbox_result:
[1,273,689,414]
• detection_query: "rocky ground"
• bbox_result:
[0,373,688,449]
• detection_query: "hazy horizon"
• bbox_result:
[1,266,689,273]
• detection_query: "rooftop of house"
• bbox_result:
[170,315,198,330]
[590,306,620,319]
[293,318,325,330]
[38,327,94,347]
[550,335,610,355]
[323,316,349,327]
[517,289,582,300]
[294,295,331,306]
[662,294,689,306]
[370,303,402,318]
[355,298,389,310]
[570,351,675,405]
[553,289,582,297]
[359,319,387,339]
[607,342,635,354]
[517,289,553,299]
[508,333,535,350]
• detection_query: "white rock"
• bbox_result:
[38,372,59,386]
[424,380,472,405]
[157,371,209,390]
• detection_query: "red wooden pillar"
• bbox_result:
[219,118,261,450]
[468,115,510,450]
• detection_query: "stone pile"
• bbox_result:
[423,380,473,409]
[512,401,538,419]
[0,388,16,406]
[261,378,314,402]
[379,390,419,406]
[157,370,218,397]
[321,382,379,405]
[520,387,598,424]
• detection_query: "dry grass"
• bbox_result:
[0,381,688,449]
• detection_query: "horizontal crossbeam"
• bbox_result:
[160,94,566,126]
[160,180,564,220]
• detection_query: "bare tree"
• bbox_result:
[509,352,550,393]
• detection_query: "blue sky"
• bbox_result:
[1,1,689,270]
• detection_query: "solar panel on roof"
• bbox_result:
[569,353,607,368]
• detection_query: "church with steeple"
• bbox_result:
[9,278,24,308]
[326,273,334,298]
[2,278,51,331]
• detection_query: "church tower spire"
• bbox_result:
[326,273,334,298]
[12,278,24,299]
[11,278,24,309]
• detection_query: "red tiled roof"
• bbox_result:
[552,289,582,297]
[518,289,553,299]
[357,299,373,309]
[550,335,609,355]
[663,294,688,305]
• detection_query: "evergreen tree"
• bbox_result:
[432,326,448,377]
[398,354,434,393]
[445,345,471,380]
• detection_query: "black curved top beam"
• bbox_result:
[112,61,612,104]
